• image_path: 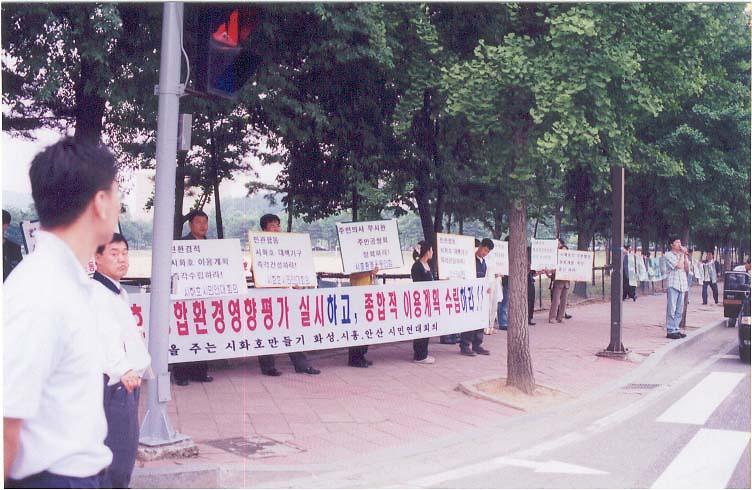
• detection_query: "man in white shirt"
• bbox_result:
[93,233,151,489]
[4,137,119,488]
[664,237,689,340]
[733,259,751,273]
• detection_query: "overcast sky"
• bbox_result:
[2,129,280,220]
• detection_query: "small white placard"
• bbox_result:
[436,233,477,280]
[171,238,246,299]
[531,239,558,271]
[249,231,317,288]
[555,249,593,282]
[20,220,40,254]
[336,219,403,274]
[486,240,509,277]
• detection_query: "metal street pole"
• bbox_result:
[599,164,629,358]
[140,1,190,446]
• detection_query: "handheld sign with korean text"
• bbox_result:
[336,219,404,274]
[20,220,40,254]
[249,231,317,288]
[531,239,558,271]
[436,233,476,280]
[171,238,246,299]
[486,240,509,277]
[555,249,593,282]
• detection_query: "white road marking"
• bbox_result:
[407,456,607,487]
[651,429,750,489]
[656,372,745,425]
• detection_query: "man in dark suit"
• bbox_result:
[459,238,494,356]
[256,213,320,376]
[3,210,23,282]
[172,210,213,386]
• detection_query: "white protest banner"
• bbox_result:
[531,239,558,271]
[648,257,662,282]
[249,231,317,288]
[336,219,403,274]
[20,220,40,254]
[129,278,489,363]
[486,240,509,277]
[171,238,246,300]
[436,233,476,280]
[555,249,593,282]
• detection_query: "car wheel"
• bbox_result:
[740,346,751,364]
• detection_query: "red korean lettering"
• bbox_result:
[412,290,422,318]
[422,289,431,317]
[261,297,273,330]
[364,293,374,322]
[130,304,143,327]
[227,299,242,333]
[388,291,398,319]
[276,297,290,329]
[300,296,311,327]
[376,291,386,321]
[210,299,225,333]
[174,301,189,336]
[432,288,441,316]
[314,295,325,326]
[403,290,413,319]
[243,297,257,331]
[192,300,208,334]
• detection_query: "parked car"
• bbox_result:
[722,271,750,328]
[738,293,750,363]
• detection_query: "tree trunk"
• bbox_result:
[554,205,563,239]
[507,197,535,394]
[173,152,188,239]
[573,231,592,298]
[287,194,294,233]
[213,164,223,239]
[73,58,106,144]
[458,216,464,235]
[351,186,359,222]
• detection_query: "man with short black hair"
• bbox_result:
[3,209,23,281]
[664,237,689,339]
[459,238,494,356]
[172,210,213,386]
[4,137,118,488]
[256,214,321,376]
[93,233,151,489]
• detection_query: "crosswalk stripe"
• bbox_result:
[651,429,750,489]
[656,372,745,425]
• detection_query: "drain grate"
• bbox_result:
[623,383,660,390]
[204,436,304,459]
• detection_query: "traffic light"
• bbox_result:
[189,4,262,99]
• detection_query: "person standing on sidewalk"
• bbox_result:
[411,241,437,364]
[664,237,689,339]
[547,239,571,324]
[701,251,719,305]
[3,209,23,281]
[256,214,321,376]
[459,238,493,356]
[347,267,379,368]
[92,233,151,489]
[172,210,214,386]
[4,137,118,488]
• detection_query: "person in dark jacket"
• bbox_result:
[459,238,493,356]
[3,209,23,281]
[411,241,436,364]
[172,210,213,386]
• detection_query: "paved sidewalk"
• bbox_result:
[134,285,725,486]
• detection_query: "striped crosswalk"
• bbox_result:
[652,371,750,489]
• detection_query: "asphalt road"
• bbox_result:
[407,344,750,489]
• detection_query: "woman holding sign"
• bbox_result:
[411,241,436,364]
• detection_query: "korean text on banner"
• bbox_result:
[249,231,317,288]
[486,240,509,277]
[20,220,40,254]
[555,249,593,282]
[129,278,489,363]
[336,219,404,274]
[171,238,247,300]
[531,239,558,271]
[436,233,476,280]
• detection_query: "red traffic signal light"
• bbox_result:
[188,4,262,99]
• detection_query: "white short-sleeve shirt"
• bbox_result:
[3,231,112,479]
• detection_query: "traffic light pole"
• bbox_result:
[598,165,629,358]
[140,2,192,448]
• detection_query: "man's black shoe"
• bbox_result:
[528,321,536,326]
[666,332,683,339]
[678,332,687,338]
[473,347,491,356]
[175,379,189,386]
[460,348,476,357]
[348,359,369,368]
[295,366,321,375]
[262,368,282,376]
[564,314,572,319]
[192,375,213,383]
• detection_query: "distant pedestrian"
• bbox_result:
[4,137,118,488]
[459,238,493,356]
[172,210,214,386]
[546,239,571,324]
[664,237,689,339]
[701,251,719,305]
[732,259,750,273]
[3,209,23,281]
[93,233,151,489]
[679,247,695,330]
[411,241,436,364]
[622,245,637,301]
